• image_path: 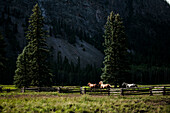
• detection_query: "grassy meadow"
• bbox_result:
[0,85,170,113]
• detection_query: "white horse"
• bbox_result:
[122,82,138,88]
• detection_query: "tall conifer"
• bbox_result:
[26,4,53,87]
[14,4,53,87]
[101,12,128,87]
[14,45,31,88]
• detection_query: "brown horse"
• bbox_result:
[99,81,111,88]
[88,82,97,88]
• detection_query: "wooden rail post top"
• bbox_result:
[58,87,61,93]
[121,88,124,96]
[80,87,83,94]
[84,87,86,94]
[21,87,25,93]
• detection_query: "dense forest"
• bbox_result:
[0,0,170,86]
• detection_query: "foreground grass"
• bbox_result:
[0,92,170,113]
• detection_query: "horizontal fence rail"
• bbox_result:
[22,87,58,92]
[0,86,170,96]
[0,87,18,93]
[81,86,170,96]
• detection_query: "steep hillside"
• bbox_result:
[0,0,170,84]
[48,37,104,67]
[1,0,170,65]
[41,0,170,65]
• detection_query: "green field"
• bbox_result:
[0,85,170,112]
[0,93,170,113]
[0,93,170,112]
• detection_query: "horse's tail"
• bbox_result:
[107,84,111,88]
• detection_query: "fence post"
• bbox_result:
[21,87,25,93]
[163,86,166,95]
[38,87,40,92]
[84,88,86,94]
[121,88,124,96]
[58,87,61,93]
[108,88,110,96]
[80,87,83,94]
[149,88,153,96]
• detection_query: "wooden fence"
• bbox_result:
[21,87,58,93]
[0,87,18,93]
[77,86,170,96]
[1,86,170,96]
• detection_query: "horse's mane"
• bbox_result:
[99,81,103,84]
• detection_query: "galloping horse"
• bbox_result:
[122,82,138,88]
[99,81,111,88]
[88,82,97,88]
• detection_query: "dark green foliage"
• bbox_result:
[101,12,129,86]
[26,4,53,87]
[14,45,31,88]
[0,32,7,84]
[129,65,170,84]
[53,52,101,86]
[126,14,170,66]
[14,4,53,87]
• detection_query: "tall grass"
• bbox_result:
[0,93,170,113]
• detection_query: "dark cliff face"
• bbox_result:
[0,0,170,67]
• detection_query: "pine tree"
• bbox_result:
[14,4,53,87]
[101,12,128,87]
[0,32,7,84]
[26,4,53,87]
[14,45,31,88]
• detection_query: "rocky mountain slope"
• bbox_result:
[0,0,170,69]
[38,0,170,66]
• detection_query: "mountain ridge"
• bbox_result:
[0,0,170,83]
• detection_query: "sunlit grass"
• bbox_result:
[138,84,170,87]
[0,93,169,113]
[0,84,170,112]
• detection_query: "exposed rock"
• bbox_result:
[0,0,170,68]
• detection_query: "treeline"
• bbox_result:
[129,65,170,84]
[126,14,170,84]
[51,51,101,86]
[0,3,21,84]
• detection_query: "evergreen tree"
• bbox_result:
[14,4,53,87]
[14,45,31,88]
[0,32,7,84]
[26,4,53,87]
[101,12,128,87]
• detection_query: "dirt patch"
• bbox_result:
[0,94,83,99]
[0,93,116,99]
